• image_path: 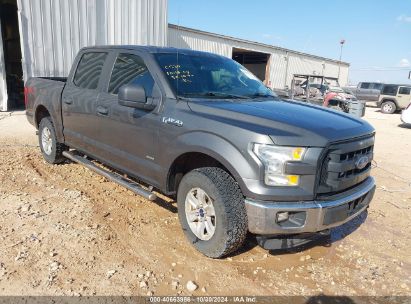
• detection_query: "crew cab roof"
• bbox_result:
[79,45,221,58]
[383,84,411,87]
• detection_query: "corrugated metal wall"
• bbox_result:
[0,22,8,111]
[168,25,232,57]
[286,54,325,86]
[16,0,167,80]
[168,25,350,88]
[0,0,167,111]
[267,51,288,89]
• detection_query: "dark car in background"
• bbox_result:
[344,82,383,102]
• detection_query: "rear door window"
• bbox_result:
[108,53,154,96]
[399,87,411,95]
[382,85,398,96]
[73,52,108,89]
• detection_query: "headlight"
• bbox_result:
[253,144,306,186]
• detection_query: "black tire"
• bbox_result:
[381,101,396,114]
[177,167,248,258]
[340,101,350,113]
[38,117,67,164]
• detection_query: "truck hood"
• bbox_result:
[187,98,375,146]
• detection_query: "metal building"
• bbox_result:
[1,0,351,112]
[168,24,350,90]
[0,0,167,111]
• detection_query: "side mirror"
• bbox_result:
[118,84,156,110]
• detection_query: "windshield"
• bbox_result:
[154,52,276,99]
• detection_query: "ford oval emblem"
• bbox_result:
[355,155,369,170]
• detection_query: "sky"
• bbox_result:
[168,0,411,85]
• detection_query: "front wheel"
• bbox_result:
[38,117,67,164]
[177,167,248,258]
[381,101,396,114]
[340,101,350,113]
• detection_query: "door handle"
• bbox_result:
[96,106,109,116]
[63,98,73,105]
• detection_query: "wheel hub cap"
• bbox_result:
[185,187,216,241]
[384,104,392,112]
[41,127,53,155]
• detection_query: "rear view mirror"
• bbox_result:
[118,84,156,110]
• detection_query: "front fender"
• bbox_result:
[161,131,268,195]
[379,98,398,108]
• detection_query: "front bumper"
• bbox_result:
[245,177,375,235]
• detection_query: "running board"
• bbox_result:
[62,151,157,201]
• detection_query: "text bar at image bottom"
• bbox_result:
[0,296,409,304]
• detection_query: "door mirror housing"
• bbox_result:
[118,84,156,110]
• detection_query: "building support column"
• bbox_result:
[0,20,8,111]
[283,51,289,89]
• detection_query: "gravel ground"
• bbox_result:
[0,107,409,296]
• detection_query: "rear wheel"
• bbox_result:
[177,167,248,258]
[381,101,396,114]
[38,117,67,164]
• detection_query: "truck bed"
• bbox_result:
[38,77,67,82]
[25,77,67,140]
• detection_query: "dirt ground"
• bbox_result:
[0,107,410,297]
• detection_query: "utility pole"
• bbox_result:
[338,39,345,81]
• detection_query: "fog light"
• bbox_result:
[276,211,289,223]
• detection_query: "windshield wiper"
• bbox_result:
[204,92,250,99]
[180,92,250,99]
[248,93,276,99]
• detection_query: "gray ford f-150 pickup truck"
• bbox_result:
[25,46,376,258]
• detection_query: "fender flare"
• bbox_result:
[34,103,64,143]
[380,98,398,108]
[163,131,263,195]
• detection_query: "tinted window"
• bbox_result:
[371,83,384,90]
[73,52,107,89]
[360,82,370,89]
[108,53,154,95]
[399,87,411,95]
[382,85,398,96]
